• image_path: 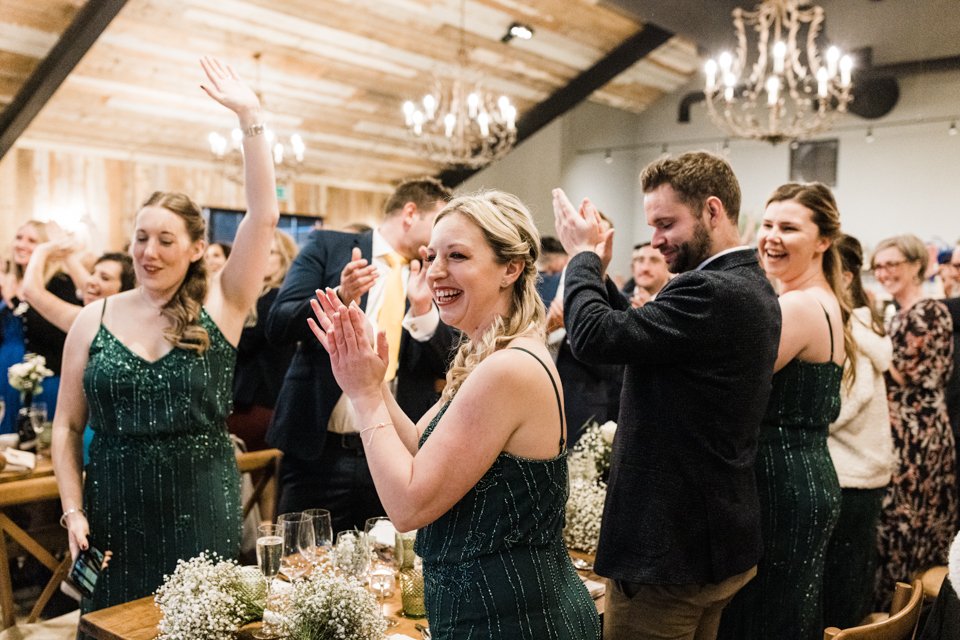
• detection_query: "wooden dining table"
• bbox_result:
[79,551,604,639]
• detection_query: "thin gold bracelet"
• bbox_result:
[59,507,86,529]
[359,421,392,445]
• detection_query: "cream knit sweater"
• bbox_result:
[827,306,895,488]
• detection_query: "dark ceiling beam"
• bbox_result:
[0,0,129,161]
[439,23,674,187]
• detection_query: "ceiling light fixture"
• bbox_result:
[703,0,854,145]
[401,0,518,168]
[502,22,534,43]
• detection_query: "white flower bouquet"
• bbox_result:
[155,552,262,639]
[286,569,386,640]
[7,353,53,400]
[564,477,608,554]
[564,419,617,553]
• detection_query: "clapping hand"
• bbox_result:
[552,188,614,274]
[338,247,378,305]
[199,56,261,122]
[308,288,387,405]
[406,246,434,317]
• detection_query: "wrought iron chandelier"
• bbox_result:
[207,53,306,180]
[703,0,854,145]
[401,0,518,168]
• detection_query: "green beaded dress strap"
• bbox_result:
[818,303,834,361]
[509,347,565,454]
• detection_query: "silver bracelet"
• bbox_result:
[242,123,265,138]
[59,507,86,529]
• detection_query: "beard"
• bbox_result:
[668,216,713,273]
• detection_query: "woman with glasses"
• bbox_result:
[871,234,956,609]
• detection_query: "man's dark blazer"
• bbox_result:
[265,229,455,461]
[564,248,782,586]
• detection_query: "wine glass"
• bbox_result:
[334,530,369,580]
[369,560,399,627]
[277,512,313,581]
[365,517,399,627]
[254,524,282,640]
[302,508,333,566]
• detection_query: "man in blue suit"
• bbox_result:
[555,152,781,640]
[266,178,455,533]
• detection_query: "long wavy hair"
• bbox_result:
[766,182,856,385]
[439,191,545,402]
[836,234,885,337]
[7,221,57,283]
[139,191,210,354]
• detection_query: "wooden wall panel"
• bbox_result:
[0,144,389,254]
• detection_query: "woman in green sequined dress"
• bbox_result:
[307,192,600,639]
[51,57,279,621]
[719,183,852,640]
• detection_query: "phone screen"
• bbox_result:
[69,546,105,599]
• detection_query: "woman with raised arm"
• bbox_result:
[22,238,135,333]
[0,221,78,433]
[51,57,279,622]
[309,191,600,639]
[719,182,852,640]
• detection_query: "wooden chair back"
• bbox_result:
[823,579,923,640]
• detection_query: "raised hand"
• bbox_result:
[338,247,378,305]
[406,246,433,317]
[199,56,261,120]
[552,188,614,273]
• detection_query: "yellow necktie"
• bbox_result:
[379,252,407,381]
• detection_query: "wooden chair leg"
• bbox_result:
[27,556,71,623]
[0,529,15,630]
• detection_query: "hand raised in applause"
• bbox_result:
[552,188,614,275]
[308,288,386,408]
[199,56,262,125]
[406,246,434,317]
[338,247,378,305]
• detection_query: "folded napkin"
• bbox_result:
[1,448,36,472]
[386,635,418,640]
[580,575,605,599]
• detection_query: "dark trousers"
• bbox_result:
[277,433,386,535]
[822,487,885,629]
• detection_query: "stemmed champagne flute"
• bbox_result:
[277,512,314,581]
[254,524,282,640]
[365,517,399,627]
[302,508,333,566]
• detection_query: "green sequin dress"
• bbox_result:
[414,395,601,640]
[718,341,843,639]
[80,307,241,617]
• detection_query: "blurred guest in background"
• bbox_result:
[227,228,299,451]
[205,241,231,274]
[0,221,78,433]
[822,234,894,629]
[871,233,956,609]
[620,242,670,308]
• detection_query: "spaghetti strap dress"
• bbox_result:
[414,347,600,640]
[719,306,843,640]
[80,301,241,623]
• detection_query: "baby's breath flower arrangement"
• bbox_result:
[7,353,53,401]
[333,531,369,579]
[286,569,386,640]
[155,552,262,639]
[564,420,617,553]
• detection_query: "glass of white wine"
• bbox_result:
[254,523,282,640]
[366,517,399,627]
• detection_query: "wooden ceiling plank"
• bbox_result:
[0,0,128,160]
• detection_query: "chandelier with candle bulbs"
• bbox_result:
[703,0,854,145]
[207,53,306,181]
[401,0,518,168]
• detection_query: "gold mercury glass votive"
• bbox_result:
[399,559,426,619]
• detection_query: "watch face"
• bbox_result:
[69,546,105,599]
